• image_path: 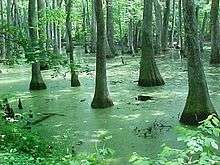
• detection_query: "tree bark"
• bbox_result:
[138,0,165,87]
[91,0,113,109]
[6,0,12,59]
[170,0,176,46]
[128,19,135,55]
[106,0,117,56]
[180,0,217,125]
[154,0,162,54]
[65,0,80,87]
[161,0,170,51]
[210,0,220,64]
[30,62,47,90]
[200,11,208,52]
[82,0,89,53]
[52,0,59,54]
[28,0,47,90]
[0,0,5,59]
[37,0,46,50]
[90,0,97,53]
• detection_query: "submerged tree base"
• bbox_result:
[71,80,81,87]
[138,78,165,87]
[29,82,47,90]
[180,111,217,126]
[210,58,220,65]
[91,97,114,109]
[71,71,80,87]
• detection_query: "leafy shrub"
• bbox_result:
[129,115,220,165]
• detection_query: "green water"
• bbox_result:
[1,49,220,164]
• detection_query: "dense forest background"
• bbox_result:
[0,0,220,164]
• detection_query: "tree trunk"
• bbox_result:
[52,0,59,54]
[178,0,184,55]
[30,62,47,90]
[57,0,62,54]
[180,0,217,125]
[90,0,97,53]
[6,0,12,59]
[154,0,162,54]
[210,0,220,64]
[106,0,117,56]
[133,21,141,53]
[200,11,208,52]
[91,0,113,109]
[65,0,80,87]
[37,0,46,50]
[28,0,47,90]
[82,0,89,53]
[128,19,135,55]
[170,0,176,47]
[161,0,170,51]
[138,0,165,87]
[105,33,114,58]
[0,0,5,59]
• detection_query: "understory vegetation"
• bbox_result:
[0,105,219,164]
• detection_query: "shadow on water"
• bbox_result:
[0,49,220,164]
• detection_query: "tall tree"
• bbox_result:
[90,0,97,53]
[6,0,12,59]
[91,0,113,108]
[52,0,59,54]
[128,19,135,55]
[200,11,208,52]
[106,0,117,56]
[154,0,162,54]
[65,0,80,87]
[138,0,165,87]
[28,0,47,90]
[82,0,89,53]
[37,0,46,50]
[170,0,176,46]
[180,0,217,125]
[178,0,184,54]
[0,0,5,59]
[161,0,170,51]
[210,0,220,64]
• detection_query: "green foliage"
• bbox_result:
[129,115,220,165]
[0,117,108,164]
[0,120,51,158]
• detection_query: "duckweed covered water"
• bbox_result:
[1,49,220,164]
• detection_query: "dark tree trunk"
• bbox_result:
[210,0,220,64]
[28,0,47,90]
[161,0,170,51]
[106,0,117,56]
[91,0,113,109]
[128,19,135,55]
[180,0,217,125]
[170,0,176,46]
[82,0,89,54]
[65,0,80,87]
[30,63,47,90]
[154,0,162,54]
[90,0,97,53]
[138,0,165,87]
[133,21,141,53]
[37,0,46,50]
[178,0,184,55]
[52,0,59,54]
[200,12,208,52]
[0,0,5,59]
[6,0,12,59]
